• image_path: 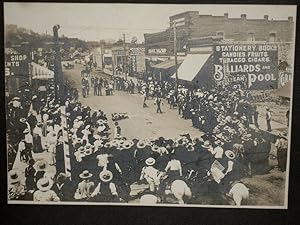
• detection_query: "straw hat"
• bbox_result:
[151,145,160,152]
[104,142,112,149]
[8,170,20,185]
[137,140,147,149]
[99,170,113,182]
[201,140,211,149]
[37,177,54,191]
[225,150,236,160]
[84,145,93,156]
[34,160,48,171]
[187,144,195,151]
[123,140,134,149]
[145,157,156,166]
[79,170,93,179]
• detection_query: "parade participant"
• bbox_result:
[74,170,95,200]
[94,77,98,96]
[154,96,163,113]
[266,107,272,131]
[91,170,119,202]
[275,131,288,172]
[33,177,60,202]
[139,157,163,192]
[142,91,147,108]
[8,170,26,200]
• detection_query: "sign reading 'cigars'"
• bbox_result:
[213,44,278,90]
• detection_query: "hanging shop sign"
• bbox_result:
[213,44,278,90]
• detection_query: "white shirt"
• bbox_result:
[211,146,224,159]
[33,190,60,202]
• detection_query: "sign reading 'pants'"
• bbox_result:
[213,44,278,90]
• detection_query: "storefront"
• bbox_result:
[5,50,30,96]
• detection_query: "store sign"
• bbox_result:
[278,70,292,87]
[5,53,29,76]
[130,47,145,55]
[213,44,278,90]
[148,48,167,54]
[130,55,137,72]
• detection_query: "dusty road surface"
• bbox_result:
[63,65,203,140]
[60,64,287,206]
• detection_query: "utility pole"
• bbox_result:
[53,24,64,105]
[173,21,179,96]
[123,33,127,80]
[53,24,71,178]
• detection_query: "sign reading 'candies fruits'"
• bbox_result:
[213,44,278,90]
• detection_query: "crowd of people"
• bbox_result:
[6,72,289,206]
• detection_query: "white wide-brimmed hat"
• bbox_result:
[225,150,236,160]
[37,177,54,191]
[79,170,93,179]
[99,170,113,182]
[145,157,156,166]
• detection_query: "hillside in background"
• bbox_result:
[5,24,89,51]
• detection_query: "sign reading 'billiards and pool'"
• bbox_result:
[213,44,278,90]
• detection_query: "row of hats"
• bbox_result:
[79,169,113,183]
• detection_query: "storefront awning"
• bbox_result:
[171,54,211,81]
[30,62,54,80]
[152,59,184,69]
[272,80,292,99]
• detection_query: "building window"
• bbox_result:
[269,32,276,42]
[247,32,255,41]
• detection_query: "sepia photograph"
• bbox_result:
[4,3,296,208]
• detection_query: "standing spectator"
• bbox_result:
[8,170,25,200]
[25,158,36,192]
[74,170,95,200]
[275,131,288,172]
[114,122,122,139]
[33,177,60,202]
[266,107,272,131]
[286,109,290,127]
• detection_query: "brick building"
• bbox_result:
[144,11,294,55]
[144,11,295,89]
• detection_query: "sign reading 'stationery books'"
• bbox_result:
[213,44,278,90]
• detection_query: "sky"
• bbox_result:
[4,3,297,43]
